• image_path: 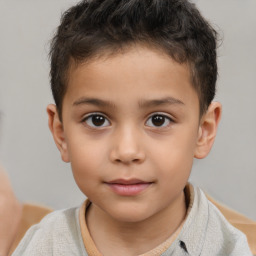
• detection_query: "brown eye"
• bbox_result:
[146,114,172,127]
[92,115,105,126]
[84,114,110,127]
[152,115,165,126]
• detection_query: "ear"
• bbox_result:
[194,102,222,159]
[47,104,70,162]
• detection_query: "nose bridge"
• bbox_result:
[110,123,145,164]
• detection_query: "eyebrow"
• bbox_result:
[73,96,184,108]
[138,97,185,108]
[73,97,116,108]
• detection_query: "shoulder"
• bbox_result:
[176,185,252,256]
[12,207,87,256]
[197,187,252,255]
[24,207,79,240]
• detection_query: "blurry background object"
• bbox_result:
[0,166,22,256]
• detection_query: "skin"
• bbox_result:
[47,46,221,256]
[0,166,22,256]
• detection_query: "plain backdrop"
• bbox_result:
[0,0,255,220]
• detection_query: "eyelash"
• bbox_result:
[82,112,174,129]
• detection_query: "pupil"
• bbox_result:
[92,115,105,126]
[152,115,164,126]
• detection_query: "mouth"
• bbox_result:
[105,179,153,196]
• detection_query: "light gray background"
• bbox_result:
[0,0,255,220]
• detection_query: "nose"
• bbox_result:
[109,126,146,164]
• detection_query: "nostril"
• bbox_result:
[114,157,142,165]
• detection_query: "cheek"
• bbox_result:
[153,143,193,198]
[149,130,197,178]
[68,141,105,189]
[68,135,105,166]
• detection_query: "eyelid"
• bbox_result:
[82,112,109,121]
[147,112,174,121]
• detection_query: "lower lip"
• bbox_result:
[106,183,152,196]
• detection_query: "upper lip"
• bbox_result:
[106,179,151,185]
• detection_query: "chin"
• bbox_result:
[108,205,154,223]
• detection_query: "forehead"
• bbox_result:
[67,45,192,84]
[64,46,199,113]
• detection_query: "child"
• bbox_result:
[12,0,252,255]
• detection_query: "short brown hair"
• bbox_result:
[50,0,218,118]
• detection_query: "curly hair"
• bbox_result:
[50,0,218,118]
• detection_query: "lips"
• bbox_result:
[105,179,153,196]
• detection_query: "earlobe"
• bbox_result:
[47,104,70,163]
[194,102,222,159]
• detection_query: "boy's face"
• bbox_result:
[48,46,220,223]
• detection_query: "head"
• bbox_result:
[50,0,218,119]
[47,0,221,223]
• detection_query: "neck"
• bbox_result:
[86,192,187,256]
